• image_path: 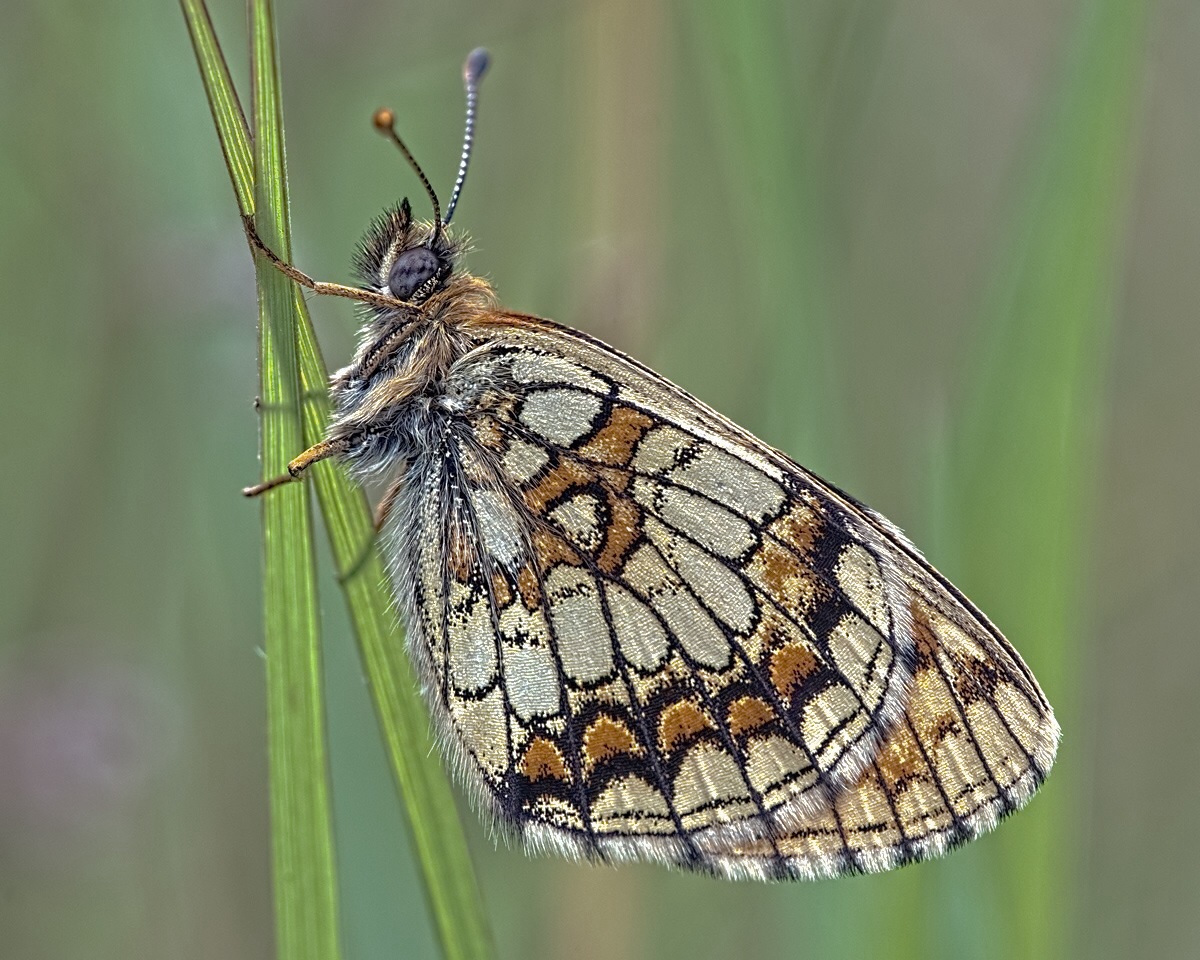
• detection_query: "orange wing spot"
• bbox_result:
[872,716,930,791]
[474,389,520,430]
[904,622,965,751]
[520,736,569,783]
[769,642,820,698]
[726,696,776,737]
[658,699,713,753]
[595,464,633,494]
[583,715,640,770]
[447,525,474,581]
[768,502,823,559]
[597,493,642,575]
[532,529,581,568]
[473,416,505,451]
[491,571,513,607]
[575,405,654,466]
[905,681,962,751]
[910,602,940,666]
[523,459,594,513]
[747,539,825,616]
[516,565,542,610]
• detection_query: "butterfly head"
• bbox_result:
[353,196,458,305]
[360,50,489,308]
[387,231,444,302]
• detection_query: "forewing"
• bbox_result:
[397,312,1057,879]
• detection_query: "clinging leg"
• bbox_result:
[241,215,415,313]
[242,437,351,497]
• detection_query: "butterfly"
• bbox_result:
[243,48,1059,881]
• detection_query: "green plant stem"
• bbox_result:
[181,2,494,957]
[246,0,341,957]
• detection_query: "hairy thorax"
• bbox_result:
[327,273,500,476]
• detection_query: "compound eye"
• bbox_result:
[387,247,439,301]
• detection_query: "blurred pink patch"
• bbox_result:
[0,645,180,856]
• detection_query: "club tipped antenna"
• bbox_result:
[372,107,442,235]
[443,47,490,226]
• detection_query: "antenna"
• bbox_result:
[372,107,442,231]
[443,47,490,225]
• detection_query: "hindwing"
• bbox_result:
[386,313,1058,879]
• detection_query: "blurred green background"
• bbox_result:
[2,0,1195,958]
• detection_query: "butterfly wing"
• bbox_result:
[387,312,1059,880]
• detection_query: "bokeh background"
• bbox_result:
[2,0,1196,958]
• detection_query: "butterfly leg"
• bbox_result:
[242,436,350,497]
[241,215,411,312]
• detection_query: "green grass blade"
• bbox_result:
[944,0,1151,957]
[687,4,841,472]
[247,0,342,957]
[181,0,252,213]
[181,3,494,957]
